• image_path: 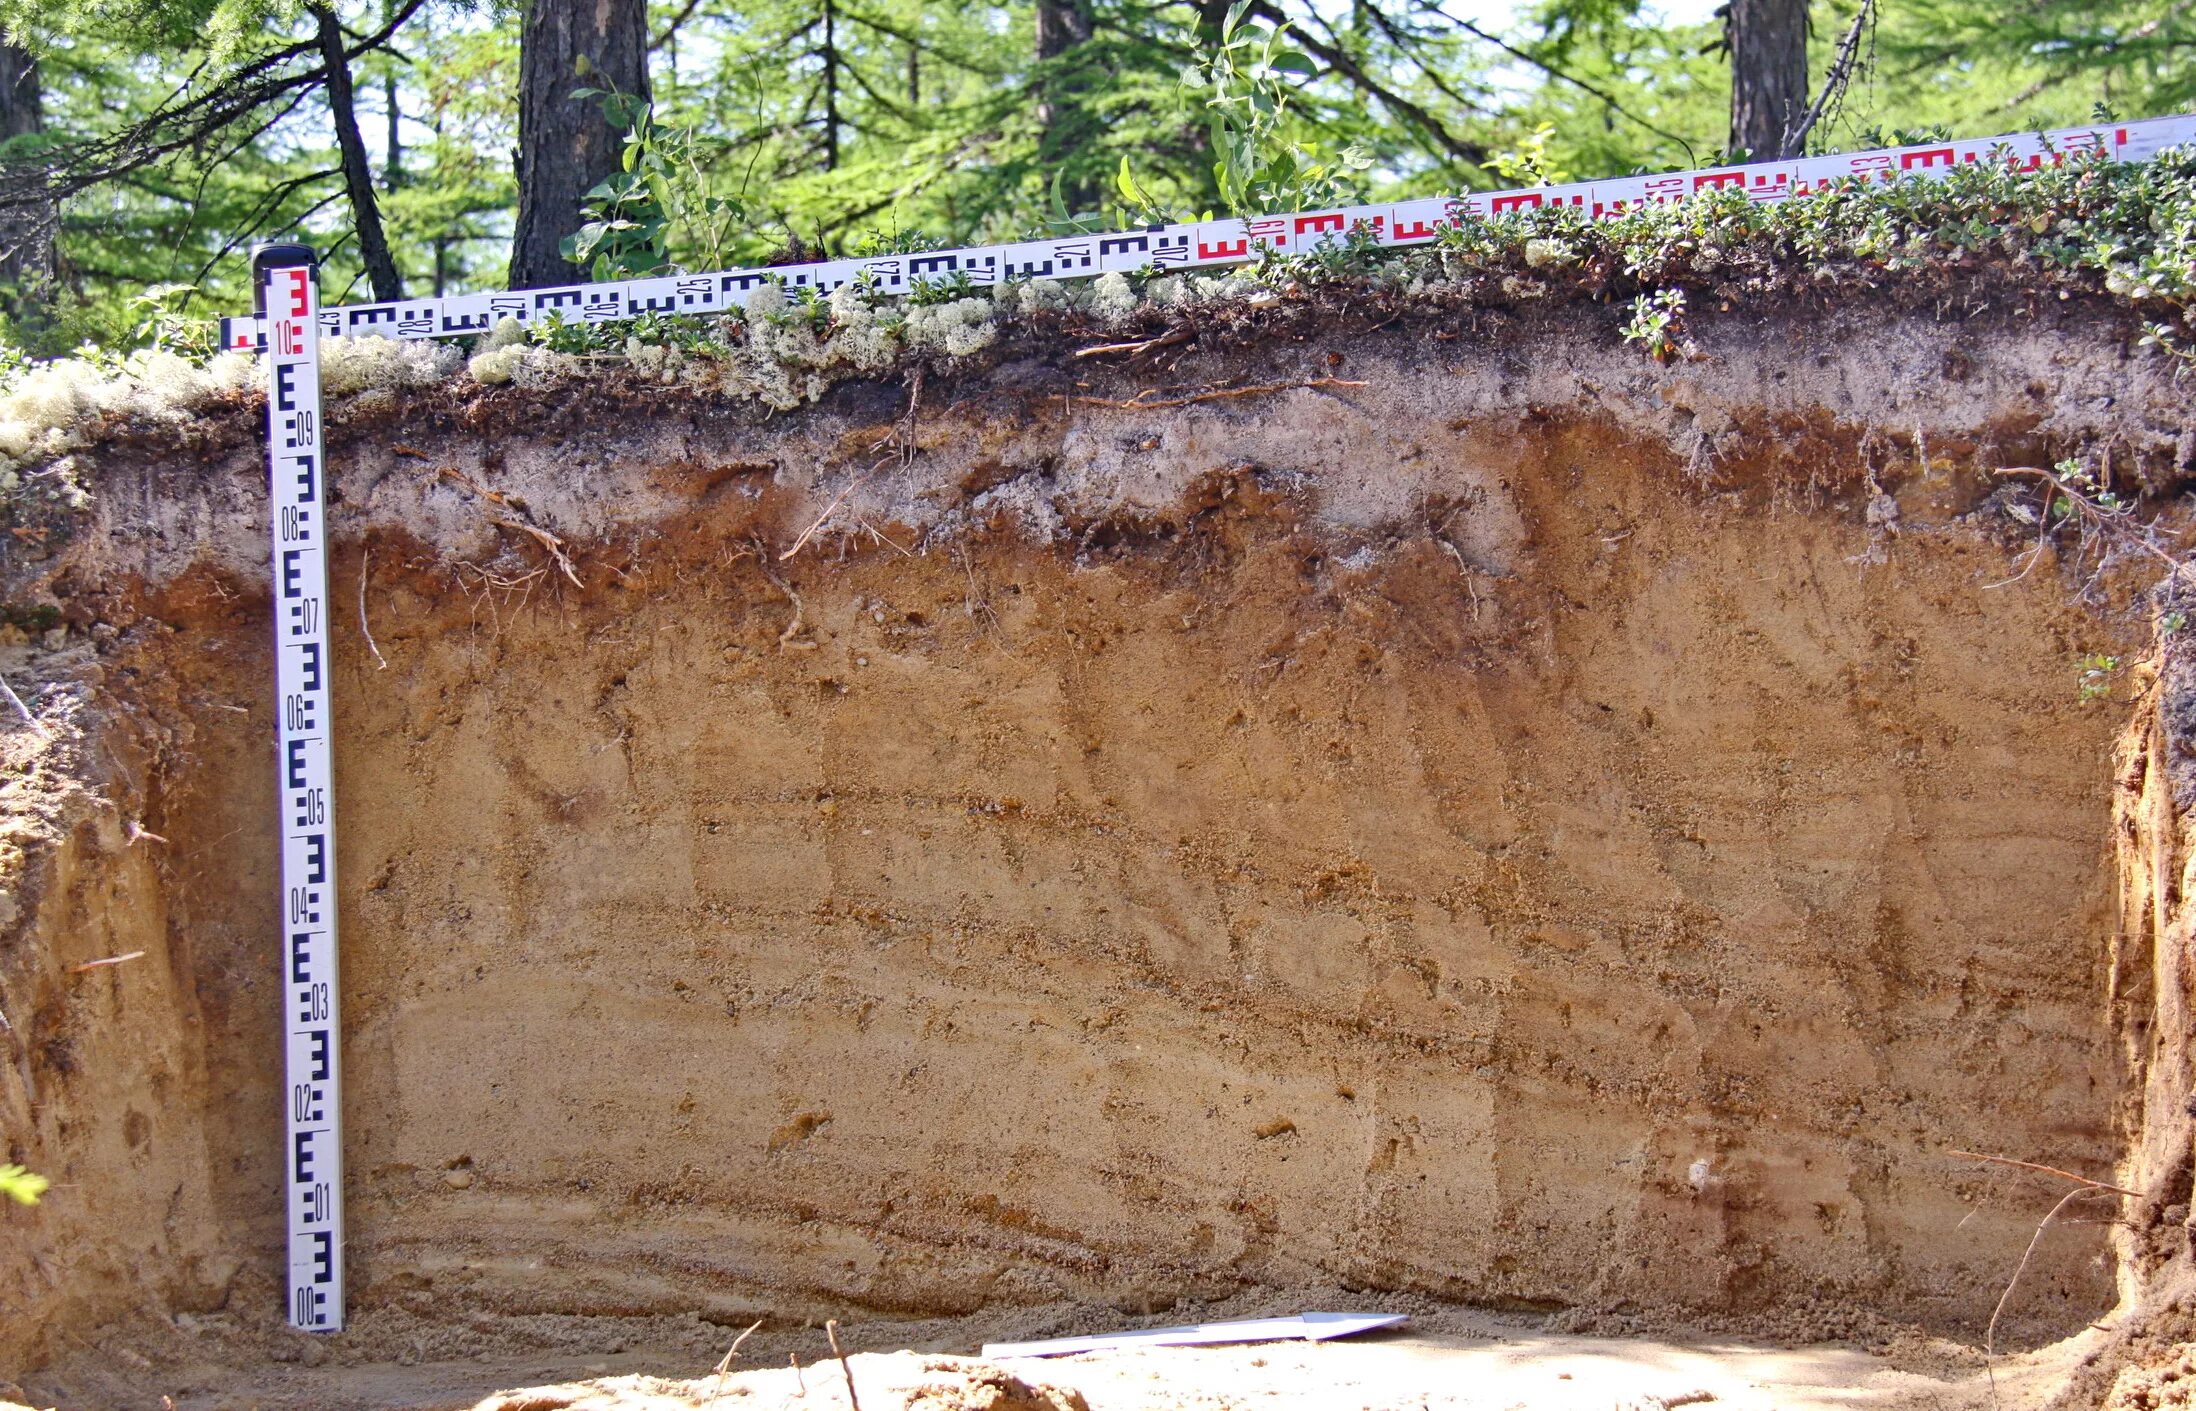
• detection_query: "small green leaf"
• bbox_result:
[0,1164,48,1206]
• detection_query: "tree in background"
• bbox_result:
[510,0,650,289]
[1724,0,1810,158]
[313,2,401,299]
[1034,0,1098,212]
[0,0,462,340]
[1878,0,2196,126]
[0,0,2180,347]
[0,35,50,329]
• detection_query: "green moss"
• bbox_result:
[0,603,62,633]
[1411,142,2196,361]
[526,145,2196,377]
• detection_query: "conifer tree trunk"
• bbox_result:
[1192,0,1232,48]
[0,37,53,318]
[1035,0,1095,209]
[1727,0,1810,159]
[313,3,403,301]
[819,0,841,170]
[509,0,650,289]
[384,70,402,190]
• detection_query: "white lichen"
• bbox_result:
[1086,272,1139,328]
[468,344,571,389]
[0,347,262,475]
[743,283,787,319]
[1013,279,1071,315]
[481,315,527,352]
[1524,237,1578,269]
[823,283,899,373]
[902,297,996,358]
[318,335,462,397]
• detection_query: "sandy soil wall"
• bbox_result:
[0,671,233,1378]
[2,293,2188,1384]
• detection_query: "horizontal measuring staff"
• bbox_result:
[220,113,2196,354]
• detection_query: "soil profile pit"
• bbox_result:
[1,293,2184,1407]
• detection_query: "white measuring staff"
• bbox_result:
[218,113,2196,353]
[255,243,346,1333]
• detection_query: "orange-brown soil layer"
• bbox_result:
[0,297,2184,1405]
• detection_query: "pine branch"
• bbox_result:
[0,0,428,209]
[1236,0,1490,166]
[1427,8,1705,162]
[1782,0,1876,156]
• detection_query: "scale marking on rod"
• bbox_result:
[214,114,2196,353]
[255,242,345,1334]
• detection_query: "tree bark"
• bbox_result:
[1035,0,1095,209]
[0,37,53,316]
[819,0,841,171]
[1192,0,1232,49]
[384,70,402,190]
[313,4,403,301]
[1727,0,1810,160]
[509,0,650,289]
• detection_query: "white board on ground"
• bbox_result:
[981,1311,1409,1359]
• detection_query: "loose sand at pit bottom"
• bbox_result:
[455,1328,2089,1411]
[50,1304,2099,1411]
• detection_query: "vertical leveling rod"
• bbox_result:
[254,242,345,1333]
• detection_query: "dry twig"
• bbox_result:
[358,545,388,671]
[488,518,582,588]
[760,567,809,650]
[1782,0,1876,155]
[1953,1146,2139,1407]
[780,371,924,562]
[1949,1149,2142,1198]
[703,1318,764,1406]
[1985,465,2193,593]
[1987,1185,2116,1361]
[824,1320,862,1411]
[69,951,145,974]
[1073,378,1365,411]
[0,668,49,739]
[1073,326,1196,359]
